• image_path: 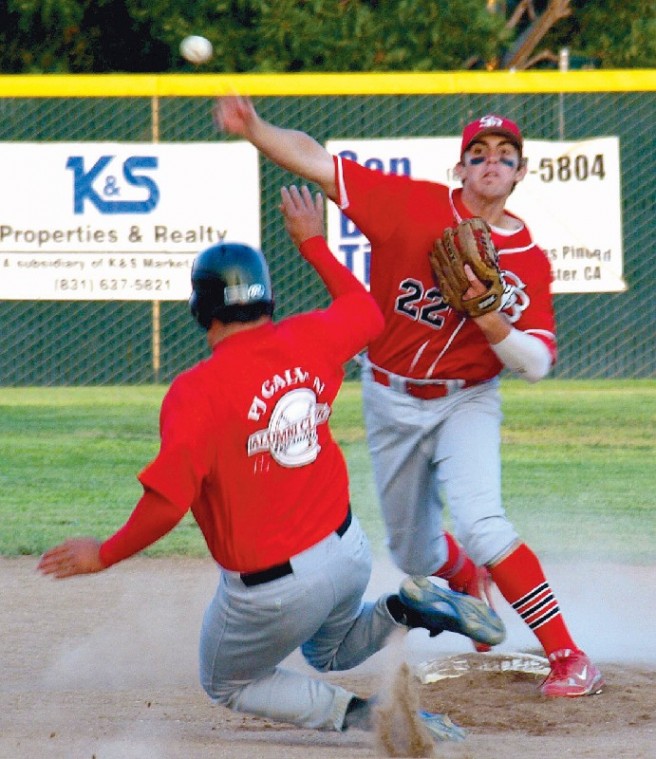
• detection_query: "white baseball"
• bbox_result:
[180,35,213,65]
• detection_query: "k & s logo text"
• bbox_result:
[66,155,160,214]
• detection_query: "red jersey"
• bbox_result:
[335,156,556,382]
[101,237,383,573]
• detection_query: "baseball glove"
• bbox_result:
[429,217,505,317]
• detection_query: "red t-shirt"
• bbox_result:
[100,237,383,572]
[335,156,556,381]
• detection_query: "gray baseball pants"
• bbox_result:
[199,515,401,731]
[361,359,519,574]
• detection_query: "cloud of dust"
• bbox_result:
[517,561,656,665]
[41,564,214,690]
[372,646,437,759]
[362,554,656,667]
[93,735,178,759]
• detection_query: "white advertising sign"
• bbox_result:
[326,136,625,294]
[0,142,259,300]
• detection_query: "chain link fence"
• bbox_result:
[0,78,654,384]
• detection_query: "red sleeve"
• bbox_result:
[138,376,215,509]
[290,290,383,366]
[99,489,187,567]
[297,234,384,361]
[299,235,366,298]
[334,156,415,246]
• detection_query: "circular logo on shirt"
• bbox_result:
[500,270,529,323]
[247,388,331,468]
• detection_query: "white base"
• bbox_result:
[416,651,550,683]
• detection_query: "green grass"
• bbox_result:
[498,379,656,563]
[1,379,654,563]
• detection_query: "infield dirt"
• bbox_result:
[2,555,655,758]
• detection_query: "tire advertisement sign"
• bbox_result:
[326,136,625,294]
[0,142,259,300]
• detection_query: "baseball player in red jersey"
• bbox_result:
[38,185,505,742]
[213,96,604,698]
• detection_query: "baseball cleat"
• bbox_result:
[540,648,605,697]
[418,710,467,742]
[399,576,506,646]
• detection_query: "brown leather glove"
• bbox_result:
[430,217,506,317]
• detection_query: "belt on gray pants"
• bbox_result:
[370,366,482,400]
[239,507,352,587]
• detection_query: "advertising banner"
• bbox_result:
[326,136,625,294]
[0,142,259,300]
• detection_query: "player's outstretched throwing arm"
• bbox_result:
[215,95,337,200]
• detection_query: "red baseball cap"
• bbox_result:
[460,114,523,158]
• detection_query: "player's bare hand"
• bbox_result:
[212,95,257,136]
[463,263,510,338]
[37,537,105,579]
[280,185,325,248]
[462,263,486,301]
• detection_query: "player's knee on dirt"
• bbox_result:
[200,672,241,707]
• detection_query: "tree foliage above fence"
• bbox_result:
[0,0,653,74]
[535,0,656,69]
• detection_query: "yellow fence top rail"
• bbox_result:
[0,70,654,97]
